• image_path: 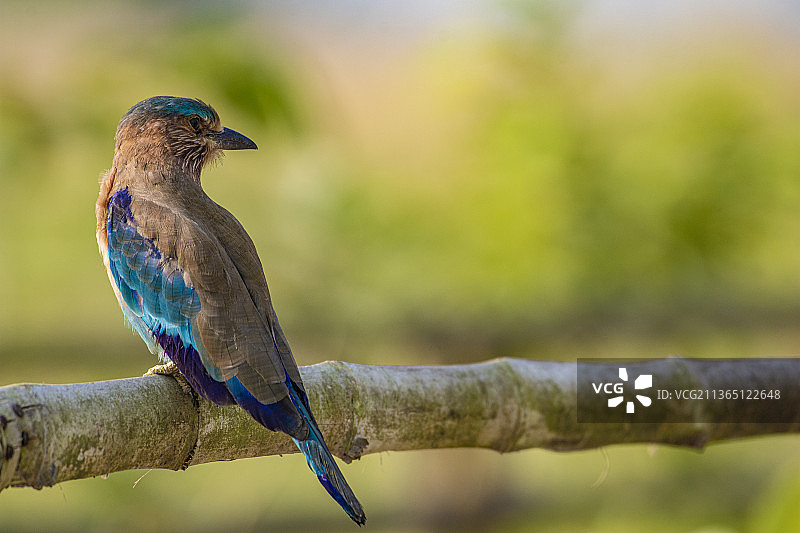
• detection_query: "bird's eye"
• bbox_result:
[189,116,202,132]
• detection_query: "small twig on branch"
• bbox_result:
[1,357,799,492]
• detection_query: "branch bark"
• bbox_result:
[1,357,799,492]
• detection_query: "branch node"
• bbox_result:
[342,436,369,463]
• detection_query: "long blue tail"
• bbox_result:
[287,380,366,526]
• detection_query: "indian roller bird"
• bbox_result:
[95,96,366,525]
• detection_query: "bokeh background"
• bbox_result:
[3,1,800,531]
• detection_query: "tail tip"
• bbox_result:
[348,506,366,527]
[318,474,366,526]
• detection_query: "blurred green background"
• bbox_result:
[3,1,800,531]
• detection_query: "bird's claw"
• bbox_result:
[144,362,194,396]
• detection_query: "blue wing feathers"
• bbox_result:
[106,187,363,524]
[108,189,236,406]
[108,190,199,329]
[106,188,296,413]
[137,255,162,287]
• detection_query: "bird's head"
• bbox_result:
[114,96,257,180]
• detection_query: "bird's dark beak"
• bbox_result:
[208,127,258,150]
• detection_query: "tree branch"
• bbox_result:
[1,357,799,492]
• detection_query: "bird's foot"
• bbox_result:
[144,362,194,396]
